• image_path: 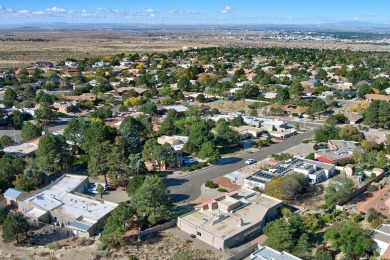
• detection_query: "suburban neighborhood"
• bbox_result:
[0,17,390,260]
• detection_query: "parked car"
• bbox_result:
[88,183,107,194]
[245,159,256,165]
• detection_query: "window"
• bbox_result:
[197,232,202,236]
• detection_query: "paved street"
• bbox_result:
[0,116,74,142]
[166,127,319,204]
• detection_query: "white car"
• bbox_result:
[245,159,256,165]
[88,183,107,194]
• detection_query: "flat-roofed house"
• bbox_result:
[19,174,118,237]
[269,158,335,184]
[177,188,282,251]
[250,245,302,260]
[4,188,28,206]
[315,140,361,164]
[370,224,390,257]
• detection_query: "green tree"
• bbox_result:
[324,175,356,207]
[88,142,127,186]
[313,250,333,260]
[308,98,327,115]
[35,134,72,174]
[177,75,191,91]
[126,175,147,197]
[139,101,157,116]
[64,117,89,146]
[2,213,29,243]
[90,107,112,119]
[131,175,172,225]
[339,125,363,142]
[184,120,213,153]
[8,110,24,129]
[96,184,104,199]
[314,124,340,142]
[21,122,42,141]
[263,219,295,252]
[0,207,7,225]
[22,85,36,100]
[2,88,17,107]
[198,141,220,163]
[161,142,177,168]
[250,109,258,117]
[214,120,240,147]
[80,120,114,153]
[324,220,374,256]
[230,116,245,127]
[237,84,260,99]
[289,82,303,101]
[142,139,163,171]
[196,93,206,103]
[294,233,312,259]
[128,153,147,176]
[357,84,372,98]
[35,103,57,124]
[12,169,45,192]
[0,155,26,192]
[374,151,388,168]
[100,203,136,248]
[159,109,179,136]
[275,88,290,104]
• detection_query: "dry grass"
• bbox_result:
[1,29,390,68]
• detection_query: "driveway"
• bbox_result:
[166,128,318,204]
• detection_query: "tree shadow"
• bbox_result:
[165,178,189,187]
[218,157,242,165]
[170,194,190,203]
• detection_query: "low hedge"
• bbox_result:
[180,162,208,172]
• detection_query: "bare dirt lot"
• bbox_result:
[1,28,390,67]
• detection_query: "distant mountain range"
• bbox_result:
[0,21,390,33]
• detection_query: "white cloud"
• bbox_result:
[17,10,29,14]
[365,12,377,17]
[221,6,232,14]
[45,7,66,13]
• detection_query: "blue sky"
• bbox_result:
[0,0,389,25]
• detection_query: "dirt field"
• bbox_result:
[0,230,219,260]
[1,28,390,67]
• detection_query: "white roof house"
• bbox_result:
[19,174,118,236]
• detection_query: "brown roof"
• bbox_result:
[366,94,390,102]
[343,112,362,122]
[283,105,308,114]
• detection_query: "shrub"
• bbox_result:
[302,139,310,144]
[75,237,93,246]
[367,185,379,192]
[180,162,208,172]
[0,135,14,147]
[313,144,320,150]
[47,241,61,250]
[306,153,315,160]
[118,105,128,112]
[291,112,298,117]
[205,180,219,189]
[218,188,228,192]
[173,252,190,260]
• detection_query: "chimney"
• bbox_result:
[238,218,243,227]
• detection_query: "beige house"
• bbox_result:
[177,188,282,251]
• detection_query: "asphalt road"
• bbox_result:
[166,127,318,204]
[0,116,73,142]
